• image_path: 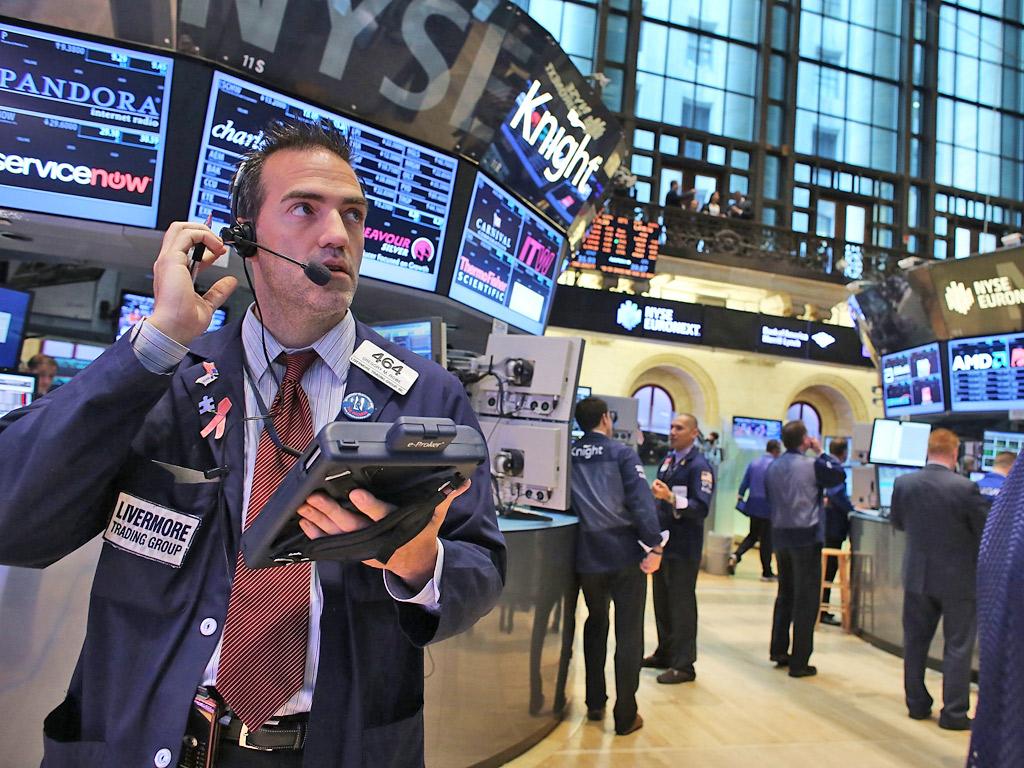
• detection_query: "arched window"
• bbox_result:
[633,385,674,435]
[787,401,821,439]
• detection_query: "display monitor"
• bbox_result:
[877,465,917,509]
[948,331,1024,413]
[732,416,782,451]
[0,371,34,416]
[188,71,459,292]
[571,213,660,279]
[576,385,592,401]
[980,430,1024,471]
[868,418,931,468]
[40,338,107,386]
[369,317,445,367]
[0,285,32,370]
[0,21,174,227]
[448,172,564,335]
[116,292,226,340]
[880,342,945,417]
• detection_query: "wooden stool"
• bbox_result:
[819,547,852,632]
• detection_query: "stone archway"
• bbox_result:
[625,353,719,429]
[785,374,871,436]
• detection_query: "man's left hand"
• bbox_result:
[295,480,472,591]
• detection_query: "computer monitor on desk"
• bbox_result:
[0,372,35,417]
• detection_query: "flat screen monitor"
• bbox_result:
[0,371,34,416]
[0,21,174,227]
[880,342,945,417]
[868,418,931,468]
[571,213,660,279]
[188,71,459,292]
[0,285,32,369]
[448,172,564,335]
[369,317,445,367]
[576,386,592,401]
[877,464,917,509]
[948,331,1024,413]
[40,338,107,386]
[981,430,1024,472]
[116,291,226,340]
[732,416,782,451]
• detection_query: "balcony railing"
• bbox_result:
[603,197,904,284]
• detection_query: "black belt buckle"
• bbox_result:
[238,723,273,752]
[236,719,305,751]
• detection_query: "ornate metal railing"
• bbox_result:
[603,197,905,284]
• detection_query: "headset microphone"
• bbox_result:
[220,224,332,287]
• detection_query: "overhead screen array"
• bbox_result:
[188,71,459,293]
[880,342,945,417]
[0,20,174,227]
[570,212,660,279]
[948,331,1024,412]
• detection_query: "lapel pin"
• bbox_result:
[342,392,375,420]
[196,361,219,387]
[200,397,232,440]
[198,395,216,415]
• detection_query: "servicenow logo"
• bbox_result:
[0,153,152,193]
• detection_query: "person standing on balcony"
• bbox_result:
[665,181,682,208]
[702,191,723,216]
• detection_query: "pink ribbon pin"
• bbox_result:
[200,397,232,440]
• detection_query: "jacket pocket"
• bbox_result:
[42,697,107,767]
[361,710,423,768]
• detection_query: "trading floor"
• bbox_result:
[510,558,972,768]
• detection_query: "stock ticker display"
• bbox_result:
[571,212,660,278]
[189,71,459,292]
[448,172,563,335]
[880,342,945,417]
[0,21,173,227]
[948,332,1024,412]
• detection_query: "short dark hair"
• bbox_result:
[994,451,1017,470]
[26,353,57,371]
[830,437,848,460]
[575,396,608,432]
[234,119,355,221]
[781,420,807,451]
[766,439,781,454]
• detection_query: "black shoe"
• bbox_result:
[657,667,696,684]
[820,613,842,627]
[727,554,738,575]
[908,709,932,721]
[586,707,605,721]
[615,713,644,736]
[788,665,818,678]
[938,716,972,731]
[770,655,790,668]
[761,573,777,581]
[641,655,668,669]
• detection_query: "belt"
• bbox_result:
[219,713,308,752]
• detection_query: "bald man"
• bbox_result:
[643,414,714,684]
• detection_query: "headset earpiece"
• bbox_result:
[226,159,257,258]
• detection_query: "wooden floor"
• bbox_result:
[506,557,974,768]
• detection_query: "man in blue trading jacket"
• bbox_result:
[729,439,782,580]
[570,397,664,736]
[891,428,987,731]
[0,121,505,768]
[820,438,853,626]
[764,421,845,678]
[642,413,714,684]
[977,450,1015,503]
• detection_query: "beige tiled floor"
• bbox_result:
[506,558,973,768]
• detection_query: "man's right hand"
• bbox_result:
[641,551,662,574]
[148,222,237,345]
[651,479,673,503]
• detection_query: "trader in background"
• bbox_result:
[729,438,781,580]
[764,421,845,678]
[24,352,58,395]
[570,396,664,736]
[820,438,853,626]
[891,428,987,731]
[644,413,714,684]
[976,450,1016,503]
[0,119,505,768]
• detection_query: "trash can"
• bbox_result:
[704,533,733,575]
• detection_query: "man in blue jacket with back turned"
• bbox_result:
[729,439,781,579]
[570,396,664,736]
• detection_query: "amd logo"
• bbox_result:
[952,352,1009,371]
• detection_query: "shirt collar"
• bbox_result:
[241,304,356,384]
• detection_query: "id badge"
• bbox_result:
[672,485,688,510]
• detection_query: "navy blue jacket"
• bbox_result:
[737,453,775,519]
[655,444,714,561]
[765,451,846,549]
[570,432,661,573]
[0,319,506,768]
[824,456,853,542]
[976,470,1006,502]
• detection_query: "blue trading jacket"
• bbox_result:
[738,453,775,519]
[655,444,715,561]
[0,320,505,768]
[570,431,661,573]
[970,450,1024,768]
[976,470,1006,502]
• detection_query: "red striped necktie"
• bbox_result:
[218,350,318,729]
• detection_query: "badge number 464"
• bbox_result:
[371,351,404,375]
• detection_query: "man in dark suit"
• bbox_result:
[643,413,714,684]
[0,120,505,767]
[821,438,853,626]
[891,428,987,731]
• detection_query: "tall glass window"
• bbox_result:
[513,0,599,74]
[634,385,675,435]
